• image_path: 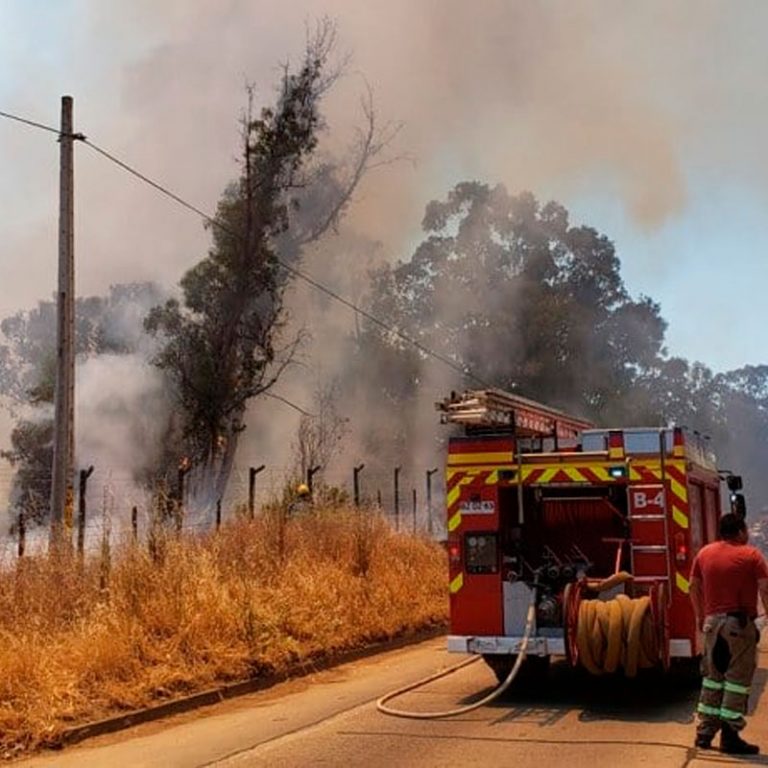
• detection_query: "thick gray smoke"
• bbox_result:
[2,2,767,508]
[4,1,764,317]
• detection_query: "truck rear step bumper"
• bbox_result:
[448,635,693,658]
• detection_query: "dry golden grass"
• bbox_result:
[0,507,447,758]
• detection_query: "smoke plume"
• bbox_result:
[2,2,767,510]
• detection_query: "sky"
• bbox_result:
[0,0,766,379]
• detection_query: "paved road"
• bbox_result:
[18,637,768,767]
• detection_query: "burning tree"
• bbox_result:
[145,21,390,510]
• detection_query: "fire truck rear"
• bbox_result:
[437,388,738,679]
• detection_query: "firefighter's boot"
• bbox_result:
[694,734,714,750]
[720,726,759,755]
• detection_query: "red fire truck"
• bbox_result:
[437,389,737,679]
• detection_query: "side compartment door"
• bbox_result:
[448,480,503,636]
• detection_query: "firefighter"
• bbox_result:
[288,483,312,516]
[690,512,768,755]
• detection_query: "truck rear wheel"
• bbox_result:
[482,654,550,684]
[670,656,701,684]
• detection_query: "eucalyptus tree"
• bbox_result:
[145,22,391,507]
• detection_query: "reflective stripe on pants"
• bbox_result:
[696,614,758,738]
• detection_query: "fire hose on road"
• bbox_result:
[376,590,537,719]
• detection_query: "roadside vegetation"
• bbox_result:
[0,507,447,758]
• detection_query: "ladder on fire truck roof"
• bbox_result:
[435,388,594,440]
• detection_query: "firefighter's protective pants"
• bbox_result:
[696,614,759,737]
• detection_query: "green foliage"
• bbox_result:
[637,361,768,507]
[354,183,667,425]
[712,365,768,508]
[145,35,333,466]
[0,282,165,527]
[0,282,165,405]
[350,183,768,509]
[0,419,53,526]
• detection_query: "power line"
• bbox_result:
[0,107,488,388]
[83,140,211,227]
[0,109,62,137]
[81,138,487,387]
[0,109,316,418]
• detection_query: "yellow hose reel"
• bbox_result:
[564,572,669,677]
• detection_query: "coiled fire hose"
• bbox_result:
[575,572,659,677]
[376,589,536,719]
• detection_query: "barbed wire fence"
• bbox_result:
[0,461,447,564]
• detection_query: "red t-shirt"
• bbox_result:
[691,540,768,617]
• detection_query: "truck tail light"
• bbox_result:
[674,532,688,563]
[448,542,461,564]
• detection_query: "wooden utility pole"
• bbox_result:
[49,95,76,549]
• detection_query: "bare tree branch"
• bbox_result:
[295,82,398,246]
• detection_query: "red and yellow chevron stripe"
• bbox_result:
[445,461,690,533]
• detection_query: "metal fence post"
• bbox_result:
[177,459,191,533]
[248,464,266,519]
[77,465,94,557]
[426,468,438,536]
[307,465,321,494]
[353,463,365,507]
[17,511,25,558]
[394,466,401,531]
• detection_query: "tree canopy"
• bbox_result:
[0,282,164,524]
[347,183,768,509]
[144,22,389,507]
[354,183,667,424]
